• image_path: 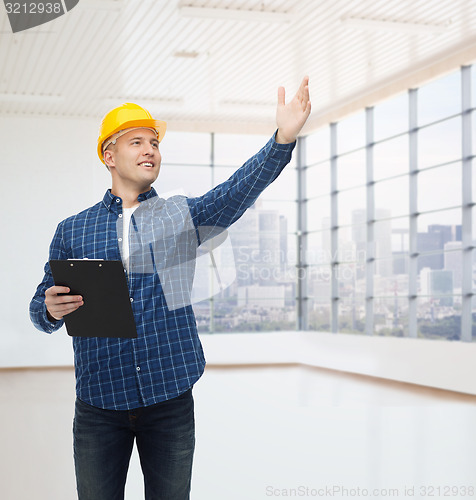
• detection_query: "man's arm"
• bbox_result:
[188,133,295,235]
[188,77,311,236]
[29,221,83,333]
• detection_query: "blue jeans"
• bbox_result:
[73,388,195,500]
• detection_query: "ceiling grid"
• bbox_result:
[67,14,130,116]
[43,15,106,112]
[121,6,218,100]
[0,0,474,133]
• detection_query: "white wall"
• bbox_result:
[0,115,109,367]
[201,331,476,395]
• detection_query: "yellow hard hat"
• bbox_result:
[97,102,167,164]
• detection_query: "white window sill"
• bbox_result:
[200,331,476,396]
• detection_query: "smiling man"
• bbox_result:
[30,77,311,500]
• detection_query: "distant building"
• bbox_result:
[321,216,331,259]
[230,203,290,289]
[444,241,462,290]
[417,224,462,272]
[237,285,285,308]
[352,208,392,277]
[230,207,259,286]
[392,228,409,253]
[392,251,408,275]
[420,267,454,306]
[279,215,287,271]
[375,211,392,277]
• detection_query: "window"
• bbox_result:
[160,131,211,165]
[373,135,408,181]
[306,126,330,165]
[159,131,299,333]
[337,149,366,190]
[374,177,409,219]
[337,110,366,154]
[157,165,212,197]
[307,196,331,232]
[300,65,474,341]
[307,162,330,197]
[418,117,461,168]
[187,65,474,339]
[214,133,270,166]
[374,92,409,141]
[418,70,461,126]
[418,164,462,212]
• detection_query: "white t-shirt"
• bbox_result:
[121,204,139,272]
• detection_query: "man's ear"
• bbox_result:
[103,149,115,170]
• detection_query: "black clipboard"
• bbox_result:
[49,259,138,338]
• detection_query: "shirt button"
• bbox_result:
[130,297,134,302]
[118,238,122,242]
[136,366,141,371]
[118,214,123,218]
[116,199,120,203]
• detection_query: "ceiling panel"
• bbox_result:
[0,0,475,134]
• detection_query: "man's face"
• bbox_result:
[105,128,162,190]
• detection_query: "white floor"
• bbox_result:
[1,365,475,500]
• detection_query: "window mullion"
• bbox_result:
[330,123,339,333]
[408,89,418,338]
[296,136,308,330]
[461,65,473,342]
[209,132,215,333]
[366,107,375,335]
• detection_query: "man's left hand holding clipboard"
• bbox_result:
[45,285,83,322]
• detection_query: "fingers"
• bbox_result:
[297,76,310,106]
[45,286,83,320]
[298,75,309,94]
[49,301,83,321]
[47,297,84,320]
[278,76,310,107]
[48,286,71,295]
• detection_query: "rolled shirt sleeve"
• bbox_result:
[29,222,67,333]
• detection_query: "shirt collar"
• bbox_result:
[102,187,158,212]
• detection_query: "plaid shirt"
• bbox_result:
[30,133,295,410]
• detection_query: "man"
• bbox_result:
[30,77,311,500]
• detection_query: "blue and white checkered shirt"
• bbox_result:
[30,133,295,410]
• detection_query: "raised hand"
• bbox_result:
[275,76,312,144]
